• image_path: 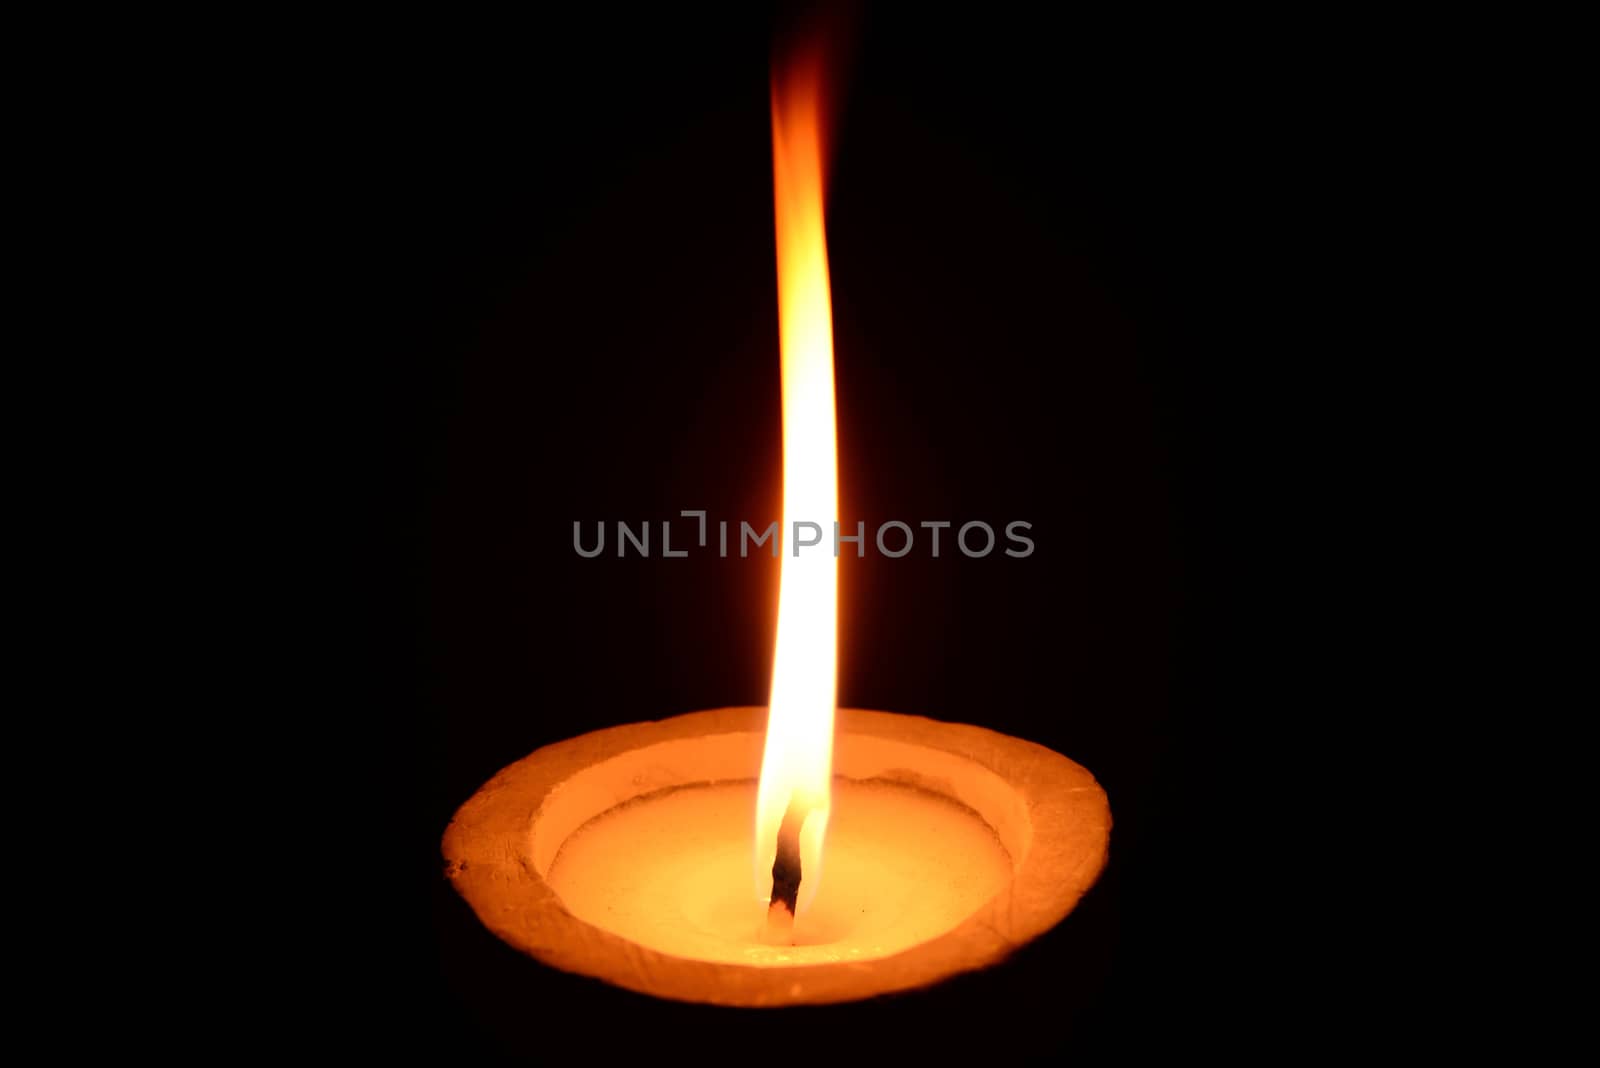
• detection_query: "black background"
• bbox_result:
[331,6,1377,1059]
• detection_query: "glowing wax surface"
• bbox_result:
[548,778,1011,965]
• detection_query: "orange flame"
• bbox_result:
[754,49,838,917]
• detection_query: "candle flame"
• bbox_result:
[755,47,837,918]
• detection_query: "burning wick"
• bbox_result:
[765,799,811,938]
[756,39,838,948]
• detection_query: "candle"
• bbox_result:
[443,706,1108,1006]
[441,30,1111,1006]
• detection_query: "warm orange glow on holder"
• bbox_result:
[755,51,838,917]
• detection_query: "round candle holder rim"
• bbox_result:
[442,706,1111,1007]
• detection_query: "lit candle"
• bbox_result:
[441,33,1110,1006]
[444,706,1107,1005]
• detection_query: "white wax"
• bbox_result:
[547,778,1012,966]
